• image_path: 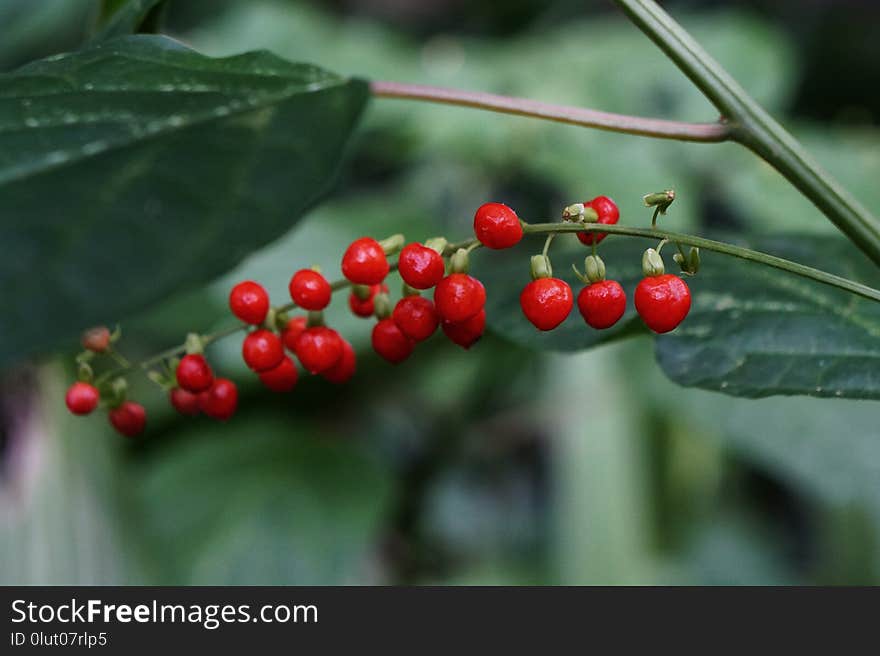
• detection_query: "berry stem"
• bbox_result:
[95,220,880,384]
[522,222,880,303]
[370,81,730,143]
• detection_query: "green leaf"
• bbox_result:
[92,0,167,42]
[656,235,880,400]
[0,35,368,366]
[477,232,880,400]
[134,416,394,584]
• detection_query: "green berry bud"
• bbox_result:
[529,254,553,280]
[373,292,392,319]
[642,248,665,277]
[424,237,448,255]
[584,255,606,283]
[449,248,470,274]
[379,233,405,256]
[352,284,372,301]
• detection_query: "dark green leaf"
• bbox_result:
[656,235,880,400]
[0,35,368,366]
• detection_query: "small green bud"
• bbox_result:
[688,247,700,274]
[373,292,392,319]
[529,254,553,280]
[642,248,665,277]
[424,237,448,255]
[77,361,94,383]
[306,310,325,328]
[584,255,606,283]
[643,189,675,213]
[402,282,421,297]
[184,332,203,355]
[379,233,405,256]
[449,248,470,274]
[352,284,372,301]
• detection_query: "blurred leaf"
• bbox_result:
[0,35,368,366]
[0,0,94,71]
[657,235,880,399]
[134,416,394,584]
[92,0,166,42]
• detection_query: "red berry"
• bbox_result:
[322,339,356,384]
[577,280,627,329]
[109,401,146,437]
[441,309,486,350]
[258,356,299,392]
[341,237,389,285]
[65,381,99,415]
[372,318,415,364]
[577,195,620,246]
[289,269,332,310]
[392,296,439,342]
[199,378,238,421]
[242,329,284,372]
[348,283,387,318]
[281,316,308,351]
[294,326,344,374]
[229,280,270,325]
[176,353,214,392]
[169,387,200,416]
[473,202,523,249]
[398,243,446,289]
[434,273,486,323]
[634,274,691,333]
[81,326,111,353]
[520,277,573,331]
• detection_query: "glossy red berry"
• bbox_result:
[578,280,627,329]
[434,273,486,323]
[520,278,573,331]
[242,329,284,372]
[372,318,415,364]
[441,309,486,350]
[577,195,620,246]
[281,316,308,352]
[65,382,99,415]
[81,326,111,353]
[109,401,146,437]
[229,280,270,325]
[258,356,299,392]
[473,202,523,249]
[294,326,344,374]
[176,353,214,392]
[398,243,446,289]
[321,339,356,384]
[199,378,238,421]
[392,296,439,342]
[349,283,387,318]
[634,274,691,333]
[289,269,332,310]
[169,387,201,416]
[341,237,389,285]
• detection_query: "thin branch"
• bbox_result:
[370,81,731,143]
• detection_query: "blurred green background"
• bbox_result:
[2,0,879,585]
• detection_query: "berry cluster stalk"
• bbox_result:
[94,221,880,385]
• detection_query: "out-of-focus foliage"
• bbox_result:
[1,0,879,585]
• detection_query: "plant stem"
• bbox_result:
[97,221,880,383]
[523,222,880,303]
[612,0,880,266]
[370,81,730,143]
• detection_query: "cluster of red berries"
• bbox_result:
[65,194,695,437]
